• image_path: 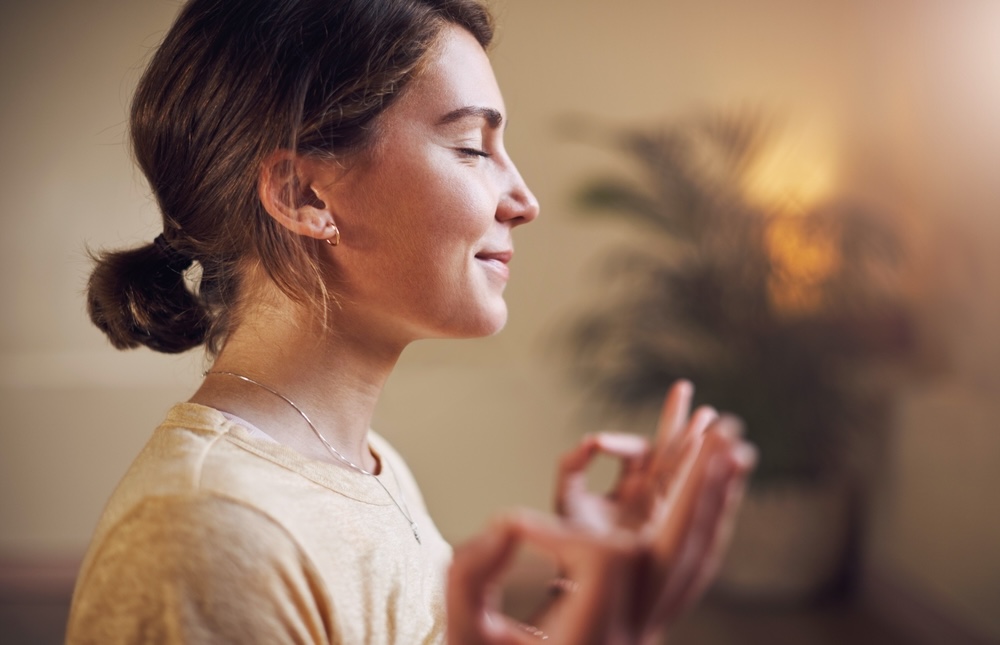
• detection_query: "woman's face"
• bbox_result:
[315,25,539,344]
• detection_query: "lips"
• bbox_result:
[475,249,513,280]
[474,249,513,264]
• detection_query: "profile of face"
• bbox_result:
[307,25,539,345]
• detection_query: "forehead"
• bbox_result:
[391,24,505,123]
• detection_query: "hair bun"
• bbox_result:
[86,242,209,354]
[153,234,195,273]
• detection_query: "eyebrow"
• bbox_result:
[436,106,504,129]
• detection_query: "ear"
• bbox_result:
[258,150,339,242]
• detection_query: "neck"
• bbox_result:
[189,297,405,471]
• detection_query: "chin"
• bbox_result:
[448,302,509,339]
[482,312,509,337]
[480,300,509,336]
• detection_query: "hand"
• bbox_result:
[555,383,720,534]
[447,510,642,645]
[555,381,757,640]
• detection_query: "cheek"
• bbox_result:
[339,152,497,278]
[422,169,497,241]
[338,169,425,254]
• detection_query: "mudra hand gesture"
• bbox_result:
[555,380,757,641]
[447,381,756,644]
[449,511,643,644]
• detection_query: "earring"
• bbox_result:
[324,221,340,247]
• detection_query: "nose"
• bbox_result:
[497,162,540,227]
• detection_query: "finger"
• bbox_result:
[506,509,634,578]
[594,432,649,459]
[648,415,742,561]
[646,432,755,629]
[449,513,603,645]
[555,433,649,517]
[651,451,741,624]
[451,511,645,645]
[679,446,754,610]
[448,517,522,643]
[594,433,651,507]
[651,381,694,462]
[658,439,755,622]
[482,615,554,645]
[647,383,709,493]
[450,517,520,591]
[648,405,724,520]
[555,435,600,516]
[648,405,717,500]
[687,405,719,437]
[507,512,639,644]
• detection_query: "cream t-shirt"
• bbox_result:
[66,402,452,644]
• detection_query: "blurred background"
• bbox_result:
[1,0,998,643]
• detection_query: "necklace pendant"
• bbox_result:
[411,522,421,544]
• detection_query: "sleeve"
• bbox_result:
[66,494,334,645]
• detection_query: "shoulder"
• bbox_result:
[90,493,305,565]
[68,494,332,644]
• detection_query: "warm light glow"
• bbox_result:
[735,122,843,315]
[765,217,840,316]
[741,127,839,216]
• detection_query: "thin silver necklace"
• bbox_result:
[205,370,421,544]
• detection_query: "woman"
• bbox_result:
[68,0,755,642]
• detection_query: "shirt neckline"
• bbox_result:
[163,401,400,506]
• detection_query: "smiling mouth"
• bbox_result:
[474,250,513,264]
[475,250,513,280]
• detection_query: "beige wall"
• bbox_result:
[2,0,998,638]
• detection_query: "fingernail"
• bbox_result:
[596,432,646,453]
[716,415,745,439]
[694,406,718,433]
[733,442,758,469]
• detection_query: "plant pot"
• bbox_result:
[713,481,855,605]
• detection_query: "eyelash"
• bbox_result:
[457,147,491,158]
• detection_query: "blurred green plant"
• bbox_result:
[564,113,924,486]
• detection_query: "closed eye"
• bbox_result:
[457,147,491,158]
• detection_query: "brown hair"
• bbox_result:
[87,0,493,354]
